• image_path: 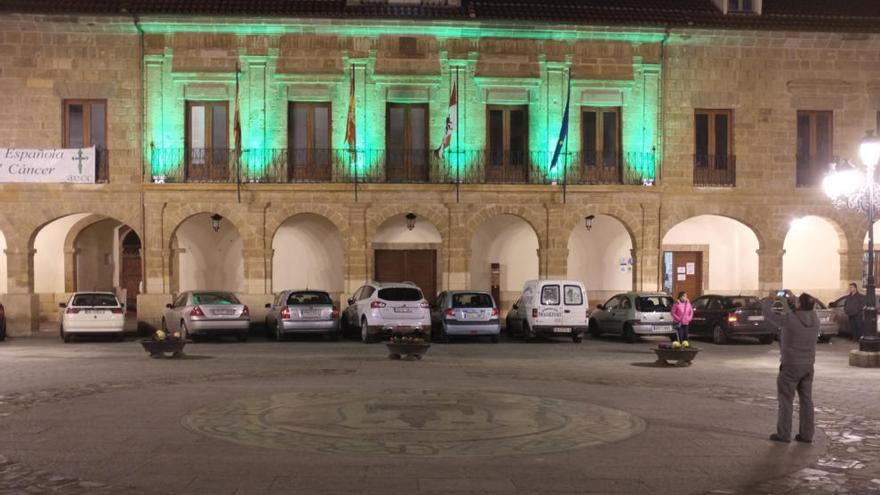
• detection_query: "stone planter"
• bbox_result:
[386,342,431,361]
[140,339,187,359]
[653,347,699,366]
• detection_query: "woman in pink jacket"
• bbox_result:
[671,291,694,342]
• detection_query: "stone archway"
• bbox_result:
[168,213,245,293]
[567,214,635,303]
[271,213,345,297]
[784,215,846,302]
[469,214,540,313]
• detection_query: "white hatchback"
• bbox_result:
[60,292,125,342]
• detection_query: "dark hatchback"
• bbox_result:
[689,295,777,345]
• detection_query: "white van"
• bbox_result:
[505,280,589,343]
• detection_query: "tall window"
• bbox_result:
[582,107,619,167]
[487,105,528,182]
[796,110,833,187]
[186,101,229,180]
[288,102,331,181]
[63,99,107,181]
[386,103,428,181]
[694,109,733,169]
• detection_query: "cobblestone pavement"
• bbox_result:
[0,334,878,494]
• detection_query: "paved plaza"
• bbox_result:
[0,334,878,495]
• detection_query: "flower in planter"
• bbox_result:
[152,330,183,342]
[672,341,681,349]
[389,335,427,344]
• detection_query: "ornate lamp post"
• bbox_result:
[823,130,880,355]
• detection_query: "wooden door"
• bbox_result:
[374,249,437,303]
[121,252,141,309]
[669,251,702,298]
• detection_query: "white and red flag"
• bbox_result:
[434,80,457,159]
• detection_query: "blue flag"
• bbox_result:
[550,77,571,171]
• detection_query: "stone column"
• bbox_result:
[242,247,271,295]
[632,247,661,292]
[446,203,471,290]
[345,205,369,295]
[4,239,38,335]
[543,203,568,279]
[758,248,785,296]
[63,248,79,292]
[839,249,864,290]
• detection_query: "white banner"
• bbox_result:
[0,147,96,183]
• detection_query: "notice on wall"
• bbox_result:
[677,274,686,281]
[0,147,95,183]
[677,266,686,274]
[686,262,696,275]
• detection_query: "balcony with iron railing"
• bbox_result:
[693,154,736,187]
[148,148,657,186]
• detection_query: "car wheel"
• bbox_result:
[524,323,537,342]
[758,334,775,345]
[712,325,728,345]
[623,324,639,343]
[275,320,284,342]
[588,320,601,339]
[818,335,832,344]
[361,319,372,344]
[572,332,583,344]
[61,326,72,343]
[181,321,192,341]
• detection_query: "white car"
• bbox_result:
[59,292,126,343]
[505,280,589,343]
[342,282,431,343]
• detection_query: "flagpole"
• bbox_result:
[455,65,460,203]
[563,68,570,204]
[235,62,241,203]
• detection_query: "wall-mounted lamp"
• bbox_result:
[584,215,595,231]
[210,213,223,233]
[405,212,417,231]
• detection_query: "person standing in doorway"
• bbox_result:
[762,293,818,444]
[844,282,867,342]
[671,291,694,342]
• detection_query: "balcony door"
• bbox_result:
[694,109,734,186]
[288,102,331,182]
[796,110,833,187]
[581,107,620,184]
[186,101,229,181]
[487,105,528,183]
[386,103,429,182]
[63,99,107,181]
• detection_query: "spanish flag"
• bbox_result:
[344,66,356,151]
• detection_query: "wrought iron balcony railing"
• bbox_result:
[148,148,657,186]
[693,154,736,187]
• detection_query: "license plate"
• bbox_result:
[553,327,569,334]
[302,310,320,317]
[463,312,479,320]
[748,316,764,321]
[394,307,412,313]
[821,317,830,323]
[213,309,234,316]
[84,310,102,314]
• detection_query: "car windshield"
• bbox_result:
[636,296,673,312]
[378,287,423,301]
[451,293,494,308]
[193,292,240,305]
[720,296,760,309]
[71,293,119,307]
[287,292,332,305]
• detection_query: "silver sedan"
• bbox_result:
[265,290,340,341]
[162,291,250,342]
[431,291,500,343]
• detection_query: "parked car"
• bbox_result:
[265,290,340,341]
[772,290,838,343]
[689,294,776,344]
[431,291,500,343]
[0,301,6,341]
[162,291,250,341]
[342,282,431,343]
[827,294,880,338]
[59,292,125,343]
[589,292,675,343]
[505,280,588,343]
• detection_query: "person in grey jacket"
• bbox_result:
[761,293,818,443]
[844,282,867,342]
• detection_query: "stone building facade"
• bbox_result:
[0,1,878,335]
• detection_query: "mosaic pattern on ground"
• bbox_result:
[181,389,646,457]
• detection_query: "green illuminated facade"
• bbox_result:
[142,21,663,184]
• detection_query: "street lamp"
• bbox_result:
[405,212,417,231]
[823,130,880,353]
[584,215,595,231]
